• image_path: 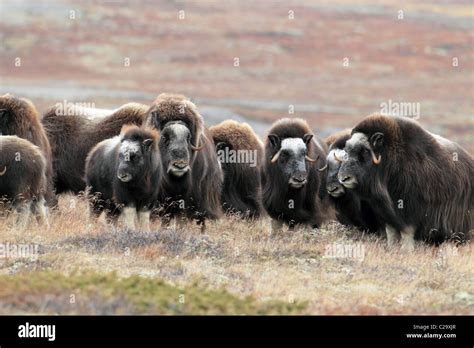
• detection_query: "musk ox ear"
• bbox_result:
[268,134,280,148]
[370,132,384,150]
[142,138,154,149]
[303,133,313,145]
[0,108,7,117]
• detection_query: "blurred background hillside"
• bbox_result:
[0,0,472,149]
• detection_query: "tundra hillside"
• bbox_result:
[0,195,472,315]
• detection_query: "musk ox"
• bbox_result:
[210,120,264,219]
[85,125,162,231]
[261,118,329,232]
[42,102,148,194]
[338,114,474,249]
[0,136,48,226]
[0,94,55,206]
[324,129,382,233]
[145,93,223,231]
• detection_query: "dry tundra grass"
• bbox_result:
[0,194,473,314]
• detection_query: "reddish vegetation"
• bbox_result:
[0,0,472,148]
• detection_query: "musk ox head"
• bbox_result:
[145,94,203,147]
[268,133,318,189]
[159,120,203,178]
[338,131,384,190]
[145,94,205,179]
[0,94,42,142]
[323,129,352,197]
[326,148,349,197]
[116,126,158,183]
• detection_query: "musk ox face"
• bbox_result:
[117,138,154,182]
[268,133,317,189]
[338,132,384,189]
[326,149,349,197]
[160,121,199,178]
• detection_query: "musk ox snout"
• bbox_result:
[289,171,308,188]
[327,182,345,197]
[168,160,190,177]
[338,172,358,188]
[117,171,133,182]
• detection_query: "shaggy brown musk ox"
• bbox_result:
[210,120,264,219]
[0,136,48,226]
[261,118,329,232]
[85,125,162,231]
[42,102,148,194]
[145,93,223,231]
[338,114,474,249]
[0,94,55,206]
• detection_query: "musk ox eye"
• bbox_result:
[358,149,368,162]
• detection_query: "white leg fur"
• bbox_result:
[386,225,400,248]
[35,196,49,229]
[138,210,151,232]
[120,206,137,230]
[16,201,32,229]
[400,225,416,252]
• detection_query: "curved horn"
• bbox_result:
[191,140,204,151]
[271,149,282,163]
[317,163,328,172]
[371,150,381,165]
[334,151,344,162]
[305,155,318,162]
[0,166,6,176]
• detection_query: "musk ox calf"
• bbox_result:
[261,118,329,232]
[338,114,474,250]
[324,129,382,233]
[0,136,48,226]
[210,120,263,219]
[145,93,223,231]
[85,125,162,231]
[42,102,148,194]
[0,94,55,206]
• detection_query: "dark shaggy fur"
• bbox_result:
[85,125,162,229]
[324,129,382,233]
[210,120,264,219]
[145,93,223,230]
[42,102,148,194]
[0,94,55,206]
[339,114,473,244]
[261,118,329,230]
[0,136,48,224]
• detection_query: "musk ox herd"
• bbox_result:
[1,93,473,250]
